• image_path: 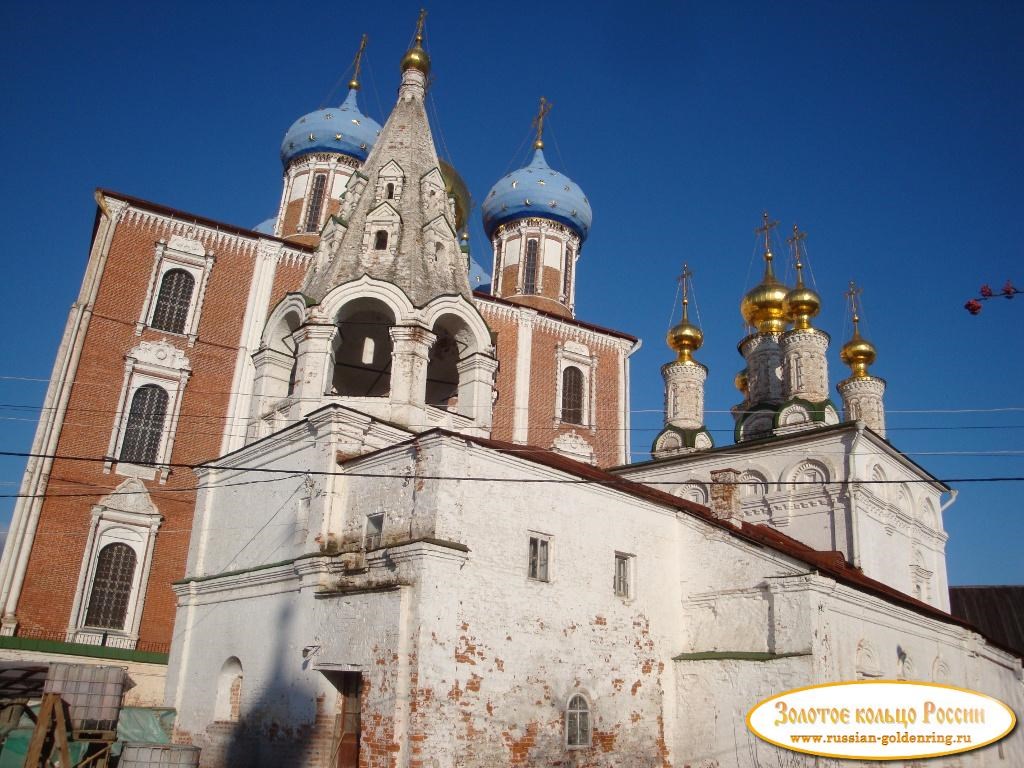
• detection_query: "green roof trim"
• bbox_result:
[673,650,811,662]
[0,635,168,665]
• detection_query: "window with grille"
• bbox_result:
[565,694,591,747]
[84,543,137,630]
[614,553,631,597]
[561,366,584,425]
[563,247,574,298]
[528,535,550,582]
[374,230,389,250]
[304,174,328,232]
[523,239,539,294]
[150,269,195,334]
[119,385,169,465]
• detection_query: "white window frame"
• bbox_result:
[105,341,191,483]
[565,693,592,749]
[554,341,597,430]
[136,235,215,346]
[66,480,162,649]
[613,552,634,599]
[527,532,552,582]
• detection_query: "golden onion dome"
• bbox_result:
[667,319,703,363]
[840,318,877,378]
[783,261,821,330]
[401,43,430,76]
[741,250,789,333]
[439,159,470,232]
[734,368,749,395]
[401,11,431,77]
[667,294,704,363]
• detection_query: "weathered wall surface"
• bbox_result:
[167,428,1023,767]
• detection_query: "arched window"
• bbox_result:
[565,694,590,747]
[83,543,137,630]
[374,230,389,250]
[120,385,169,465]
[215,657,243,722]
[304,174,328,232]
[386,182,395,199]
[561,366,584,425]
[150,269,195,334]
[523,239,539,294]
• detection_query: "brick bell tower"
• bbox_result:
[481,98,593,319]
[274,36,383,247]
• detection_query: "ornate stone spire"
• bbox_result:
[776,226,839,432]
[302,12,470,306]
[653,265,713,457]
[837,281,887,436]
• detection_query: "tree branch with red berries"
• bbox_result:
[965,281,1020,315]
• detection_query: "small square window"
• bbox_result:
[614,553,632,598]
[365,513,384,550]
[528,535,550,582]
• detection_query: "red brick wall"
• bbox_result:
[15,210,259,645]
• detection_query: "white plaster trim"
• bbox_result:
[105,341,192,483]
[0,196,126,633]
[65,479,162,648]
[136,238,216,346]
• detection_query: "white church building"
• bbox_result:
[0,13,1019,768]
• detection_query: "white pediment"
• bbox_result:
[367,202,401,223]
[379,160,405,178]
[167,234,206,256]
[420,167,445,188]
[128,340,191,371]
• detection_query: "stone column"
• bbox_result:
[389,325,436,429]
[838,376,887,437]
[780,328,830,402]
[291,323,336,409]
[456,353,499,431]
[740,333,784,405]
[663,360,707,430]
[710,468,742,527]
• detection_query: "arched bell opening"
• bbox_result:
[425,312,495,424]
[331,298,394,397]
[254,304,304,404]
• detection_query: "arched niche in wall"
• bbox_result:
[331,297,395,397]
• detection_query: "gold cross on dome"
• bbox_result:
[755,211,779,253]
[846,280,863,323]
[349,34,368,89]
[678,263,693,317]
[415,8,427,42]
[532,96,553,150]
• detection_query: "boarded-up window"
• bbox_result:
[523,239,539,294]
[305,174,328,232]
[150,269,195,334]
[119,385,168,465]
[561,366,584,425]
[84,543,137,630]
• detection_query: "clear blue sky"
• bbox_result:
[1,1,1021,584]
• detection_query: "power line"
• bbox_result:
[0,449,1021,492]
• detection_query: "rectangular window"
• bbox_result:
[365,513,384,550]
[614,553,631,597]
[528,535,550,581]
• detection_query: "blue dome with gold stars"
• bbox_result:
[280,88,382,168]
[482,149,592,241]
